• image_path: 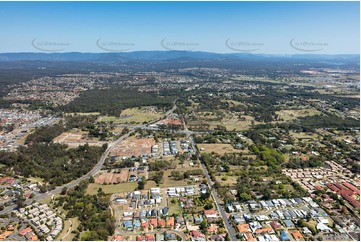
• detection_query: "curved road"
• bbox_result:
[0,131,133,215]
[33,131,133,202]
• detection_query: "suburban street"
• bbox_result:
[1,104,236,242]
[187,129,238,241]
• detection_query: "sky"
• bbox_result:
[0,1,359,54]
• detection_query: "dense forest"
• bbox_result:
[0,143,105,188]
[57,88,175,116]
[0,114,112,189]
[54,180,115,241]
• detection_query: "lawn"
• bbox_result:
[189,110,262,131]
[57,217,80,241]
[168,198,183,215]
[197,143,241,155]
[148,167,204,188]
[86,182,138,195]
[144,180,157,190]
[98,107,164,124]
[215,175,238,186]
[275,109,321,121]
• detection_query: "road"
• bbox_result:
[1,103,179,215]
[0,131,133,215]
[33,131,133,202]
[120,229,187,241]
[188,133,238,241]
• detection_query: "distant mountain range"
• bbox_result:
[0,51,359,63]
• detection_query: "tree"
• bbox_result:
[204,202,213,210]
[239,192,252,202]
[61,186,68,195]
[200,219,208,234]
[138,179,146,190]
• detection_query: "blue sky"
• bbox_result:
[0,1,359,54]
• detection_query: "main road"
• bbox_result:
[33,131,133,202]
[0,131,133,215]
[1,102,179,214]
[188,131,238,241]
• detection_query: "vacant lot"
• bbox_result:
[53,131,106,148]
[98,106,164,124]
[94,169,129,184]
[168,198,182,215]
[188,111,261,131]
[57,217,80,241]
[276,109,321,121]
[86,183,137,195]
[215,176,239,186]
[197,143,241,155]
[289,131,320,141]
[110,137,156,158]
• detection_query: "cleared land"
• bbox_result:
[86,183,138,195]
[197,143,242,155]
[94,169,129,184]
[98,106,164,124]
[53,131,106,148]
[110,137,155,158]
[275,109,321,121]
[188,111,261,131]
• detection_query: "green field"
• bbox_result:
[98,107,164,124]
[168,198,182,215]
[86,182,138,195]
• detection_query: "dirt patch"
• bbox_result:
[53,132,106,148]
[197,143,241,155]
[110,137,156,158]
[95,169,129,184]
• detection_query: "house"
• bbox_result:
[209,234,225,241]
[175,216,185,225]
[255,226,273,234]
[194,215,203,224]
[165,232,177,241]
[207,224,218,234]
[226,204,235,213]
[317,217,330,224]
[279,230,291,241]
[150,218,157,228]
[233,214,245,224]
[270,221,282,230]
[291,231,303,241]
[190,230,206,241]
[166,217,174,228]
[204,209,218,219]
[123,220,133,231]
[302,227,312,235]
[141,219,149,230]
[244,233,256,241]
[316,222,332,233]
[237,223,250,233]
[156,233,164,241]
[136,235,145,241]
[133,219,141,229]
[157,219,165,228]
[249,221,262,233]
[19,227,32,236]
[162,207,169,216]
[145,234,155,241]
[283,220,295,229]
[27,233,38,241]
[113,235,124,241]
